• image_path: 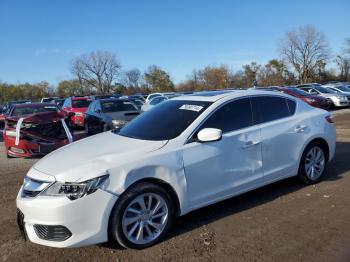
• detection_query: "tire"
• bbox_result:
[298,141,327,184]
[109,182,174,249]
[85,123,92,136]
[69,119,75,131]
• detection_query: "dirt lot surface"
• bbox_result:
[0,110,349,262]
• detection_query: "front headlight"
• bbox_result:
[41,174,109,200]
[75,112,83,116]
[112,119,127,127]
[5,130,17,137]
[331,96,340,101]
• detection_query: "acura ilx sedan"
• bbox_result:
[16,90,336,249]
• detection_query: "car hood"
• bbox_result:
[72,107,88,113]
[32,131,167,182]
[319,93,339,98]
[6,111,66,123]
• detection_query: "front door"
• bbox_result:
[182,97,263,209]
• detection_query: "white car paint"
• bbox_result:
[145,93,162,103]
[17,90,336,248]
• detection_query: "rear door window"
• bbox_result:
[200,98,253,133]
[251,96,293,124]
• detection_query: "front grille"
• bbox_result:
[34,225,72,241]
[22,121,67,139]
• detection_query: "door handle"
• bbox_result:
[295,125,307,133]
[242,140,261,149]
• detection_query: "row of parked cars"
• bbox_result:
[0,82,349,158]
[0,92,187,158]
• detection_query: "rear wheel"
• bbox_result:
[109,182,174,249]
[298,142,327,184]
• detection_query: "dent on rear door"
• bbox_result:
[261,116,309,180]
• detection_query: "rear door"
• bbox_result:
[251,96,308,181]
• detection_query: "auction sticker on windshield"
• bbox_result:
[179,104,204,112]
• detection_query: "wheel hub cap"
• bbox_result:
[121,193,169,245]
[305,146,325,180]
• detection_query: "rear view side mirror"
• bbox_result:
[197,128,222,142]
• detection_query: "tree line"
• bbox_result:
[1,25,349,104]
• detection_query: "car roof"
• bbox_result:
[98,98,130,103]
[172,89,290,102]
[71,96,89,101]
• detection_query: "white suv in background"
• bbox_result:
[17,90,336,249]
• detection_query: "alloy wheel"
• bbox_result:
[121,193,169,245]
[304,146,325,181]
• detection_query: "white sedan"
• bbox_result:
[17,90,336,249]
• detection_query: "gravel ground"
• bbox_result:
[0,111,349,262]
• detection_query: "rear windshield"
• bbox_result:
[118,100,211,141]
[287,88,310,96]
[11,105,60,117]
[336,86,350,92]
[72,99,91,108]
[101,100,138,112]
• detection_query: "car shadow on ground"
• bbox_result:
[101,141,350,250]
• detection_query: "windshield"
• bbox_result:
[11,105,60,117]
[314,86,336,94]
[101,100,138,112]
[150,96,167,105]
[118,100,211,141]
[72,99,91,108]
[335,86,350,92]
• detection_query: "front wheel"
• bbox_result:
[85,122,92,136]
[109,182,174,249]
[298,142,327,184]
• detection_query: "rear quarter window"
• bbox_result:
[286,99,296,115]
[251,96,293,124]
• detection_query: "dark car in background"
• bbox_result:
[51,98,65,108]
[2,103,75,158]
[271,86,331,109]
[88,94,121,100]
[62,96,91,128]
[0,100,32,128]
[84,99,139,135]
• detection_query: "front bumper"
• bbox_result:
[72,115,84,127]
[16,186,118,248]
[4,135,68,158]
[332,100,349,107]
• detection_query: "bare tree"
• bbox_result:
[124,69,142,88]
[279,25,330,83]
[335,55,350,81]
[71,51,121,94]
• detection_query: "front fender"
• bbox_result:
[106,150,189,215]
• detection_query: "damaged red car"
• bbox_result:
[3,103,75,158]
